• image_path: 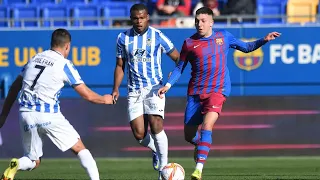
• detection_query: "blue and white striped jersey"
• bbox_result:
[116,26,175,92]
[19,50,83,113]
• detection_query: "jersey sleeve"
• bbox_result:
[63,61,84,86]
[19,56,34,76]
[19,63,27,76]
[116,33,126,59]
[226,30,267,53]
[166,40,189,86]
[159,31,175,54]
[179,40,189,62]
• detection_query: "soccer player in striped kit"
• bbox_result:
[112,3,180,180]
[0,29,113,180]
[158,7,280,180]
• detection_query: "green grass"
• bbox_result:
[1,157,320,179]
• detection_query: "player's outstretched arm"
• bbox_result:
[158,40,189,98]
[74,84,113,104]
[166,60,186,86]
[264,32,281,41]
[0,75,23,128]
[157,60,187,99]
[167,49,180,78]
[112,57,125,104]
[168,48,180,65]
[229,31,281,53]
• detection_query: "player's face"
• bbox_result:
[130,9,149,33]
[195,14,213,37]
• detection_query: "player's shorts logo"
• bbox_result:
[234,38,264,71]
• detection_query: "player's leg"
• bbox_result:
[184,95,202,162]
[130,115,156,150]
[184,95,202,145]
[143,86,167,180]
[144,86,168,172]
[70,139,100,180]
[148,114,168,171]
[130,115,159,171]
[128,91,158,170]
[191,112,218,180]
[2,112,42,180]
[191,92,226,180]
[147,114,167,180]
[19,112,43,170]
[44,112,99,180]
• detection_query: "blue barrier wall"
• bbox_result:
[2,96,320,158]
[0,26,320,97]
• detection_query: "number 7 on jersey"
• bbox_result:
[30,65,46,91]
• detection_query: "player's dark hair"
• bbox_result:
[196,7,214,16]
[130,3,148,14]
[51,28,71,48]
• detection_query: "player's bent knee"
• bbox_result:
[133,131,145,140]
[71,139,86,154]
[184,125,199,144]
[149,115,164,134]
[131,126,147,140]
[184,134,194,143]
[130,116,147,140]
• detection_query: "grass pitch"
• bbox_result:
[1,157,320,179]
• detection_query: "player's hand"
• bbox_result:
[103,94,114,105]
[264,32,281,41]
[157,86,170,99]
[112,89,119,104]
[0,114,7,129]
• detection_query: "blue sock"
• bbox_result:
[196,130,212,164]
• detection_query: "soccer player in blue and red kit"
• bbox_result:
[158,7,280,180]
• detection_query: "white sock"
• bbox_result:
[138,133,157,152]
[18,156,36,171]
[196,163,204,172]
[152,130,168,170]
[77,149,100,180]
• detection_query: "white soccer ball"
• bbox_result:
[161,162,185,180]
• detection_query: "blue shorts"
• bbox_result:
[184,93,226,125]
[184,95,202,125]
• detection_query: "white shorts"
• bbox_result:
[128,85,165,121]
[19,111,80,160]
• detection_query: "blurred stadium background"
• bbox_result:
[1,0,320,179]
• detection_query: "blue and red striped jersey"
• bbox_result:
[167,30,267,96]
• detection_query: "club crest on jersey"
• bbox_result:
[234,38,264,71]
[146,38,152,46]
[215,38,224,45]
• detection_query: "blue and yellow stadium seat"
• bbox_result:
[11,5,40,27]
[71,4,101,26]
[41,4,70,27]
[257,0,288,24]
[0,7,9,27]
[287,0,319,23]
